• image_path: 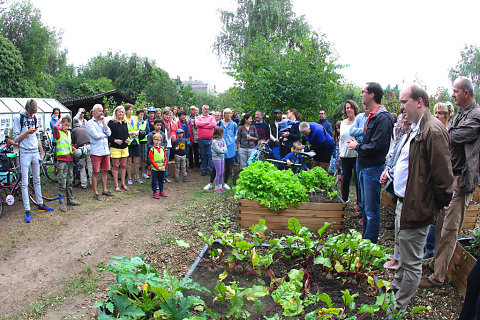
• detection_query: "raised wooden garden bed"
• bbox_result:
[238,199,345,232]
[447,238,476,297]
[463,204,480,229]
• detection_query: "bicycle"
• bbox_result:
[0,142,58,217]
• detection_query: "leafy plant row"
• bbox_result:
[94,219,430,319]
[234,161,338,210]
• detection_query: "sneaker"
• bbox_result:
[174,177,179,182]
[223,183,231,190]
[219,188,225,193]
[160,191,167,197]
[164,178,171,183]
[183,176,188,182]
[38,204,54,212]
[147,170,151,176]
[59,202,67,212]
[136,178,144,184]
[203,183,213,190]
[153,192,160,199]
[127,179,133,185]
[142,173,149,179]
[214,188,220,194]
[25,211,31,223]
[384,259,399,270]
[93,194,100,201]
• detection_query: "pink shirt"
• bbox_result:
[195,115,216,140]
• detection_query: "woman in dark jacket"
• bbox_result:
[108,105,130,191]
[279,108,301,158]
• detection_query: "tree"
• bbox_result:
[174,77,196,107]
[217,88,244,112]
[142,67,180,107]
[0,34,24,96]
[449,44,480,101]
[228,32,342,121]
[214,0,307,65]
[0,0,65,80]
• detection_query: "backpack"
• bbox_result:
[19,114,37,130]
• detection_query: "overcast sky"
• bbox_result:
[30,0,480,95]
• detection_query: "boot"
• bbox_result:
[59,198,67,212]
[67,198,81,206]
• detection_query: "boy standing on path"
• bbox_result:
[172,129,188,182]
[53,115,81,212]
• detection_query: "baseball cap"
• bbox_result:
[274,109,282,113]
[176,128,184,134]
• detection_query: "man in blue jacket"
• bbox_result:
[348,82,394,244]
[317,109,333,137]
[299,121,334,170]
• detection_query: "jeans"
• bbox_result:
[188,142,200,167]
[356,159,364,215]
[458,257,480,320]
[20,150,43,211]
[238,147,255,169]
[164,148,171,180]
[198,139,213,174]
[340,157,358,202]
[79,147,92,187]
[359,164,384,244]
[151,170,165,193]
[425,222,436,255]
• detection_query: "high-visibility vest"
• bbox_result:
[56,130,72,156]
[151,146,165,171]
[139,120,148,143]
[126,116,139,145]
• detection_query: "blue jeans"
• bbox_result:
[198,139,213,174]
[164,148,171,180]
[425,222,436,255]
[359,164,384,244]
[356,160,364,215]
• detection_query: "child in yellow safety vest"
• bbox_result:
[149,133,168,199]
[53,114,80,211]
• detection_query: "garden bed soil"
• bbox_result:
[187,243,377,319]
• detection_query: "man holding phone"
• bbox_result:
[13,99,54,223]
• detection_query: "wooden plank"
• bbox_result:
[238,199,345,211]
[447,243,476,297]
[238,215,344,225]
[239,207,344,218]
[463,216,478,223]
[472,187,480,203]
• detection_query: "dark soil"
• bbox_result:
[187,243,378,319]
[308,190,341,203]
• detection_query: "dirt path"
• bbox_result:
[0,170,213,319]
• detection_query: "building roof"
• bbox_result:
[60,89,135,109]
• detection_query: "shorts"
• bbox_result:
[128,143,140,157]
[91,154,111,172]
[313,144,334,163]
[110,147,129,159]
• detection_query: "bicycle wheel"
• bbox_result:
[42,160,58,183]
[0,200,4,218]
[29,175,58,203]
[232,169,242,186]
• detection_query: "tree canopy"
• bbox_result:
[449,44,480,101]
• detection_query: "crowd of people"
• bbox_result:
[9,76,480,317]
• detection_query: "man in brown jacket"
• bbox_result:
[421,77,480,288]
[390,85,454,311]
